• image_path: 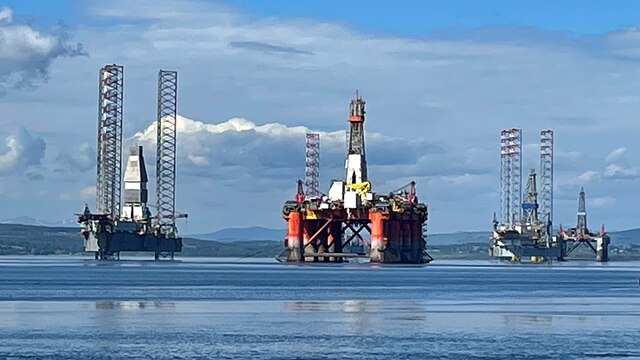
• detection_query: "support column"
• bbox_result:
[328,222,343,262]
[558,237,568,261]
[401,220,411,262]
[287,211,303,262]
[596,236,609,262]
[411,217,423,264]
[369,212,386,262]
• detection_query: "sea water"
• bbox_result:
[0,256,638,359]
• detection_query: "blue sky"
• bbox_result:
[224,0,640,36]
[2,0,640,234]
[7,0,640,35]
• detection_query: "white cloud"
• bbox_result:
[0,7,85,93]
[603,164,640,179]
[132,115,452,193]
[605,147,626,163]
[578,170,600,182]
[0,7,12,22]
[588,196,615,208]
[0,126,46,175]
[187,155,209,166]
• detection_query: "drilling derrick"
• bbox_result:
[77,65,183,260]
[346,93,367,184]
[278,92,431,264]
[304,133,320,198]
[576,188,587,234]
[557,188,610,262]
[490,129,561,263]
[96,64,123,219]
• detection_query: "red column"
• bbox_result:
[370,212,385,250]
[369,212,386,262]
[287,211,302,261]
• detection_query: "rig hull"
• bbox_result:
[281,202,430,264]
[489,234,562,263]
[80,217,182,260]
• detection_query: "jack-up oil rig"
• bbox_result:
[490,129,563,263]
[557,187,610,262]
[490,129,609,263]
[77,65,186,260]
[279,92,431,264]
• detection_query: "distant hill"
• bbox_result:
[190,226,285,242]
[1,215,77,227]
[606,228,640,246]
[190,226,640,246]
[0,222,639,258]
[0,223,281,257]
[428,231,490,245]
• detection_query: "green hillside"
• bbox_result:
[0,223,639,260]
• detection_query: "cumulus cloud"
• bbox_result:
[131,115,470,193]
[0,126,46,175]
[0,6,86,93]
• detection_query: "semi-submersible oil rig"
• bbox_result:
[278,93,431,264]
[77,65,186,260]
[490,129,609,263]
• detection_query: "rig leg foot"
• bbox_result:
[370,248,385,263]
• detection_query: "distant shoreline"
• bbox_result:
[1,223,640,260]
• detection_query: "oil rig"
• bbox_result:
[557,187,610,262]
[490,129,563,263]
[77,65,185,260]
[279,92,431,264]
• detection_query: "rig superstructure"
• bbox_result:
[490,129,562,263]
[558,187,610,262]
[279,92,431,264]
[77,66,185,260]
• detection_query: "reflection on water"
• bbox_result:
[95,301,176,310]
[0,257,639,359]
[502,314,553,327]
[284,300,372,313]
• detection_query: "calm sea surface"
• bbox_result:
[0,256,639,359]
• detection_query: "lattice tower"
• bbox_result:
[507,129,522,226]
[156,70,178,237]
[500,130,511,225]
[304,133,320,197]
[539,130,554,226]
[96,64,124,219]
